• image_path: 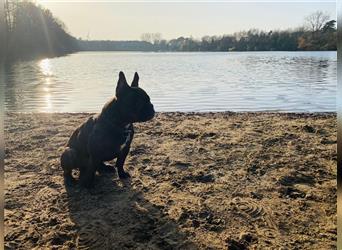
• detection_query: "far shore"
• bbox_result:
[4,49,337,64]
[4,112,336,249]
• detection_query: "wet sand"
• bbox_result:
[4,112,336,249]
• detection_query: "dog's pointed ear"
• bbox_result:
[131,72,139,87]
[116,71,129,97]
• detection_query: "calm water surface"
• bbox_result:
[3,51,336,112]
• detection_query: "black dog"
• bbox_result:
[61,71,155,188]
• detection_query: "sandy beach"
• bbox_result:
[4,112,336,249]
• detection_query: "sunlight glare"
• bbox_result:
[45,77,51,85]
[39,59,52,76]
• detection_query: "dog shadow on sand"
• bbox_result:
[65,172,196,250]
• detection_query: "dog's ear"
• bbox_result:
[116,71,129,97]
[131,72,139,87]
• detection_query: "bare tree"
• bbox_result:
[140,33,152,43]
[140,32,162,44]
[2,0,18,59]
[151,32,162,44]
[4,0,18,33]
[304,11,330,32]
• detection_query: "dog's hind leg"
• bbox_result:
[79,156,97,188]
[61,147,77,186]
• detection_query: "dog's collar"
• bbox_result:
[98,115,130,132]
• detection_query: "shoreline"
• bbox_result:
[5,112,336,249]
[5,111,337,115]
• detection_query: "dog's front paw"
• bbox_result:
[118,171,131,179]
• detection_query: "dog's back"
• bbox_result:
[67,115,98,157]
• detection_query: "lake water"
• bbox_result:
[2,51,336,113]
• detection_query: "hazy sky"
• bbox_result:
[39,1,336,40]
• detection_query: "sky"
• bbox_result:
[38,1,336,41]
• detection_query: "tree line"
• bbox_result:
[78,40,155,51]
[139,11,336,52]
[0,2,337,63]
[1,1,78,63]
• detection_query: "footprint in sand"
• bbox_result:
[231,197,280,244]
[77,220,111,249]
[231,197,265,221]
[256,227,278,239]
[34,187,59,206]
[255,226,282,247]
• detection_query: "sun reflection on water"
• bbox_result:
[39,59,53,111]
[39,58,52,76]
[45,77,51,85]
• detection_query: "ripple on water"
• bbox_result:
[3,51,337,112]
